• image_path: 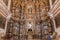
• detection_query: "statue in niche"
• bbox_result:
[28,22,32,31]
[13,22,20,35]
[28,8,32,14]
[22,25,25,33]
[28,22,32,29]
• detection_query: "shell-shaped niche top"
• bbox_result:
[0,0,11,20]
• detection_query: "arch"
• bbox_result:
[0,0,11,37]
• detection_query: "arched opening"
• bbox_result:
[0,13,6,29]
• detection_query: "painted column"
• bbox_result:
[48,12,56,32]
[52,18,56,32]
[49,0,52,9]
[8,0,11,10]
